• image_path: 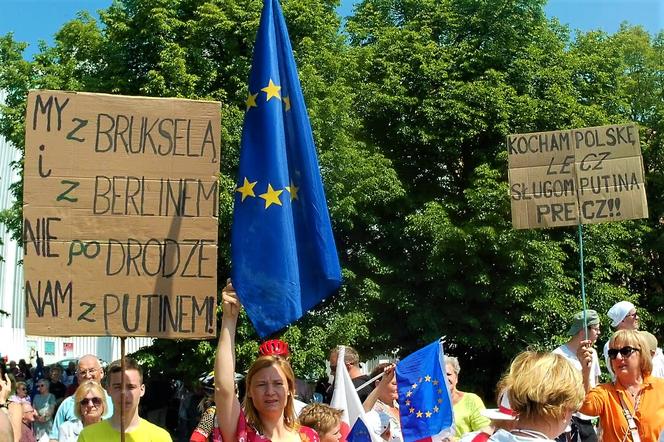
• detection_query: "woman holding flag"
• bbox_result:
[214,281,320,442]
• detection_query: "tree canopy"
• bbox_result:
[1,0,662,396]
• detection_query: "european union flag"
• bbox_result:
[231,0,342,337]
[347,418,373,442]
[396,340,454,442]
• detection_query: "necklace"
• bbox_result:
[511,429,551,440]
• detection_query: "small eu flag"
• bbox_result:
[231,0,342,337]
[396,340,454,442]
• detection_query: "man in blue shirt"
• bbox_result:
[48,355,113,441]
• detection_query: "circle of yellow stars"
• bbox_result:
[236,177,299,208]
[404,375,445,419]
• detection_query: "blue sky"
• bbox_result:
[0,0,662,60]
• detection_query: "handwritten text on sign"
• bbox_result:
[23,90,221,338]
[507,123,648,229]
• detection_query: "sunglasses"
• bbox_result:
[79,397,102,407]
[608,346,640,359]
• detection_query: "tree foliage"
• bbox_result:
[1,0,662,396]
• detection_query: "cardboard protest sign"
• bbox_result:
[507,123,648,230]
[23,90,220,338]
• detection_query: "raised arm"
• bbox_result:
[215,280,242,442]
[576,340,594,393]
[362,365,394,412]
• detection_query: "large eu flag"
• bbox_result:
[231,0,342,337]
[396,340,454,442]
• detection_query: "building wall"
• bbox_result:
[0,91,153,365]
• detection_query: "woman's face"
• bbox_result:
[248,364,289,418]
[17,384,28,398]
[36,382,48,396]
[610,343,642,378]
[320,420,342,442]
[80,391,104,422]
[445,363,458,392]
[376,377,398,403]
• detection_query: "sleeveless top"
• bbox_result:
[235,411,320,442]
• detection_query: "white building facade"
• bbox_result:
[0,91,152,365]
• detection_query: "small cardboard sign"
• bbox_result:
[23,90,221,338]
[507,123,648,229]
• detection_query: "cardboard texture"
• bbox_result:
[23,90,221,338]
[507,123,648,230]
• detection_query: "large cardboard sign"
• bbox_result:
[23,90,220,338]
[508,123,648,230]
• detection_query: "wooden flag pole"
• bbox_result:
[121,337,126,442]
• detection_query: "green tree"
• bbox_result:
[0,0,401,381]
[1,0,662,398]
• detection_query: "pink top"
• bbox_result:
[232,411,320,442]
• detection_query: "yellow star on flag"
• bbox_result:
[409,407,415,413]
[412,383,418,389]
[425,411,432,418]
[438,398,443,404]
[262,79,281,101]
[424,375,431,382]
[437,388,443,394]
[283,96,291,111]
[259,183,283,208]
[406,391,412,397]
[432,379,439,386]
[416,411,423,418]
[285,181,299,200]
[246,92,258,110]
[236,177,257,202]
[434,406,439,413]
[405,400,411,406]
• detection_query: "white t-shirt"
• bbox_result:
[652,348,664,378]
[553,343,600,420]
[490,429,556,442]
[603,340,616,380]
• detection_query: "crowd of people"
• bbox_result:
[1,294,664,442]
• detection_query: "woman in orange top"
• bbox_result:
[578,330,664,442]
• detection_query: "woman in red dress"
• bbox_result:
[215,281,319,442]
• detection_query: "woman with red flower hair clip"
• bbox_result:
[215,280,320,442]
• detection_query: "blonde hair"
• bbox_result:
[299,403,343,435]
[14,381,28,395]
[609,330,653,376]
[243,356,299,433]
[73,381,107,420]
[505,352,584,422]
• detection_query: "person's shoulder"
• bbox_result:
[138,418,172,440]
[299,425,320,442]
[489,429,517,442]
[587,382,613,397]
[463,392,484,402]
[352,374,370,384]
[79,420,113,438]
[646,376,664,387]
[552,344,566,354]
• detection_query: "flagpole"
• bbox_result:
[578,223,588,342]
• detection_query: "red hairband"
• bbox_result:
[259,339,290,357]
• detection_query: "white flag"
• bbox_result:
[330,346,382,442]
